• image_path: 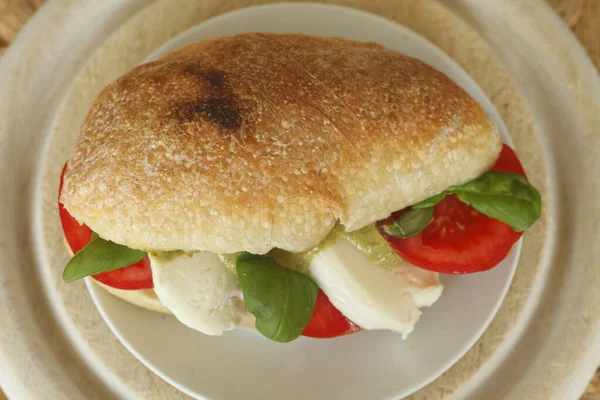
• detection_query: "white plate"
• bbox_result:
[84,4,520,400]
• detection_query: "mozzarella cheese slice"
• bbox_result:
[149,236,442,338]
[309,238,443,338]
[150,251,246,335]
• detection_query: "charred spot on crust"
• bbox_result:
[173,66,243,130]
[201,97,242,129]
[205,70,225,88]
[175,96,242,130]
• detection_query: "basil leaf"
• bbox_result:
[62,234,147,282]
[236,252,318,343]
[381,207,434,238]
[453,171,541,232]
[412,193,446,209]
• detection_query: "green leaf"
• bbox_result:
[453,171,542,232]
[412,193,446,209]
[62,234,147,282]
[381,207,434,238]
[236,252,318,343]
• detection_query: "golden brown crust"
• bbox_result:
[61,33,501,253]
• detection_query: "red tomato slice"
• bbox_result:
[58,164,153,289]
[490,143,527,176]
[92,257,153,290]
[58,170,92,255]
[377,144,526,274]
[302,290,360,338]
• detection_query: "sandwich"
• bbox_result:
[58,33,541,342]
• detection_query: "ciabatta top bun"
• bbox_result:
[60,33,501,255]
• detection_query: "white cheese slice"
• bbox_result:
[309,238,443,338]
[150,252,246,335]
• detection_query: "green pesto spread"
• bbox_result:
[153,223,399,274]
[337,224,402,267]
[268,228,338,272]
[265,224,402,272]
[149,250,189,262]
[224,224,399,274]
[215,230,337,275]
[218,253,241,273]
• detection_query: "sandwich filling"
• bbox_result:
[59,144,541,342]
[148,224,441,339]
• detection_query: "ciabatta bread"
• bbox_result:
[61,33,501,254]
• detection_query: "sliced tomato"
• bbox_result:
[377,144,526,274]
[59,166,92,255]
[302,290,360,338]
[92,257,153,290]
[490,143,527,176]
[58,164,153,289]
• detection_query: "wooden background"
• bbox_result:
[0,0,598,398]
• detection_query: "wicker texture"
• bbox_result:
[0,0,598,398]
